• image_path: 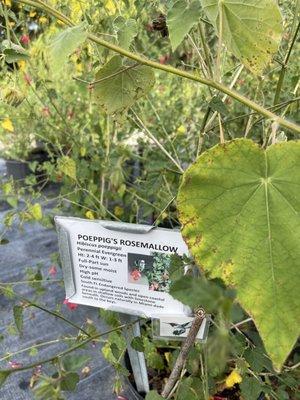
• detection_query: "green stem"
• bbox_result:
[0,279,62,286]
[1,319,140,374]
[16,0,300,134]
[0,337,76,362]
[273,20,300,105]
[2,4,11,44]
[196,106,211,157]
[145,97,181,166]
[208,96,300,133]
[0,284,91,337]
[215,1,224,82]
[153,196,176,227]
[198,22,213,78]
[187,33,210,80]
[130,110,184,173]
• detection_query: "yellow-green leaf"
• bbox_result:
[28,203,43,220]
[202,0,283,75]
[58,156,76,180]
[0,371,11,387]
[177,139,300,371]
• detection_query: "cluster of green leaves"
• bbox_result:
[33,354,90,400]
[144,258,300,399]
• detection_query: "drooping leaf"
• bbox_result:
[111,342,122,360]
[58,156,76,180]
[177,139,300,371]
[33,379,58,399]
[1,40,29,63]
[6,197,18,209]
[177,377,204,400]
[131,336,145,352]
[49,24,87,74]
[113,16,138,50]
[2,181,13,195]
[0,371,11,387]
[3,88,25,107]
[209,95,229,116]
[170,275,224,313]
[13,305,23,334]
[145,391,164,400]
[28,203,43,220]
[202,0,283,74]
[143,336,164,370]
[62,355,90,372]
[240,376,264,399]
[60,372,79,391]
[244,347,273,373]
[99,309,120,328]
[102,331,127,363]
[94,56,155,116]
[167,0,202,51]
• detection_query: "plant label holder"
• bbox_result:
[55,216,191,394]
[152,314,210,342]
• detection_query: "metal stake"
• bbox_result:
[119,313,149,394]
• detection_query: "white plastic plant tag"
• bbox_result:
[55,216,191,317]
[152,315,210,342]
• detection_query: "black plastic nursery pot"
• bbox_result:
[5,159,30,181]
[123,378,144,400]
[5,147,50,184]
[124,351,145,399]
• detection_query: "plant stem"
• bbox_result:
[16,0,300,134]
[273,20,300,105]
[161,310,205,398]
[215,2,224,83]
[145,98,181,166]
[0,279,62,286]
[218,113,225,143]
[153,196,176,226]
[0,319,139,374]
[130,110,184,173]
[0,284,91,337]
[0,337,76,362]
[2,4,11,44]
[208,96,300,133]
[198,22,213,78]
[187,33,210,80]
[204,64,244,133]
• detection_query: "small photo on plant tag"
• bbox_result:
[152,315,210,342]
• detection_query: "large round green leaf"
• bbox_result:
[202,0,283,75]
[93,56,155,117]
[177,139,300,370]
